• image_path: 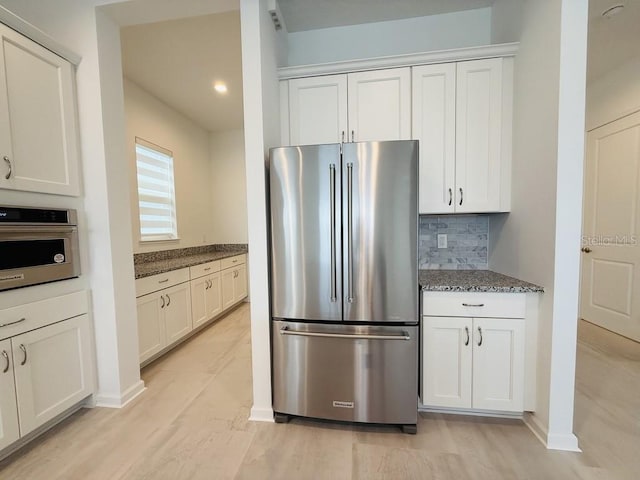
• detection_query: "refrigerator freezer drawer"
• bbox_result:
[272,320,418,425]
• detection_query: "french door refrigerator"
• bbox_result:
[269,140,419,432]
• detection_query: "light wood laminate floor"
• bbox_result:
[1,305,638,479]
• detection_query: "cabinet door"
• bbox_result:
[472,318,525,412]
[412,64,456,214]
[288,74,348,145]
[221,268,235,311]
[163,283,192,345]
[0,338,19,451]
[422,316,472,408]
[348,68,411,142]
[0,24,80,196]
[11,315,93,436]
[205,272,223,322]
[455,58,503,212]
[233,265,247,303]
[136,293,165,363]
[190,277,208,329]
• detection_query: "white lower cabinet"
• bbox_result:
[11,315,93,436]
[190,272,222,329]
[422,315,525,413]
[136,281,192,364]
[221,263,247,310]
[0,295,93,454]
[0,338,20,451]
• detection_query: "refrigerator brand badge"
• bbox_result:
[333,401,354,409]
[0,274,24,282]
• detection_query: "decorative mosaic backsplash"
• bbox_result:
[133,244,248,265]
[419,215,488,270]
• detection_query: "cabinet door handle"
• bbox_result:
[160,295,165,308]
[166,294,171,306]
[2,350,9,373]
[0,317,26,328]
[459,187,463,206]
[3,156,11,179]
[464,326,470,346]
[448,188,452,206]
[462,303,484,307]
[477,326,483,346]
[20,344,27,366]
[351,130,355,142]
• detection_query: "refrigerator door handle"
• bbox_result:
[330,163,337,302]
[279,325,410,341]
[346,162,354,303]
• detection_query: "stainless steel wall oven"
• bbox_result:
[0,206,80,291]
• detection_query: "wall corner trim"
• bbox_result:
[278,42,519,80]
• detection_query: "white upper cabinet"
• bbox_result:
[282,67,411,145]
[455,58,505,213]
[288,74,348,145]
[347,68,411,142]
[412,57,512,214]
[0,24,80,196]
[412,64,456,214]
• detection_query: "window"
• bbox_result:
[135,138,178,241]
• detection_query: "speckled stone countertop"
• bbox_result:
[419,270,544,293]
[134,245,247,279]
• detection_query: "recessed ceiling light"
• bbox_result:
[602,3,624,18]
[213,82,228,94]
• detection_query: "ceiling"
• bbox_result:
[120,11,243,132]
[587,0,640,81]
[278,0,495,32]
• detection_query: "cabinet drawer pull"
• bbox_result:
[477,326,483,346]
[232,259,238,263]
[204,267,211,271]
[2,350,9,373]
[462,303,484,307]
[4,156,11,179]
[160,295,165,308]
[464,326,470,346]
[20,344,27,366]
[158,279,169,284]
[0,317,26,328]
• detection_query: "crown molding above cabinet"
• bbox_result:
[277,42,519,80]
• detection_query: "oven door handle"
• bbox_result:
[0,226,77,235]
[279,325,410,341]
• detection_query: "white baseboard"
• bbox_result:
[94,380,146,408]
[249,405,274,422]
[547,432,581,452]
[523,412,581,452]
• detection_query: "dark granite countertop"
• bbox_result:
[419,270,544,293]
[134,247,247,279]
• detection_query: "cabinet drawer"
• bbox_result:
[423,291,525,319]
[0,291,88,341]
[190,260,221,279]
[220,254,246,270]
[136,268,189,297]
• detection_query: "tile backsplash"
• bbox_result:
[419,215,488,270]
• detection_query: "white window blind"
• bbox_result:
[135,138,178,241]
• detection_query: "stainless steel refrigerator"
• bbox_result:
[269,140,419,432]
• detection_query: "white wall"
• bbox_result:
[489,0,588,451]
[240,0,286,422]
[0,0,144,407]
[123,78,215,253]
[491,0,522,44]
[286,8,492,66]
[210,129,248,244]
[586,55,640,131]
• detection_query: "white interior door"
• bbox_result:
[581,111,640,341]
